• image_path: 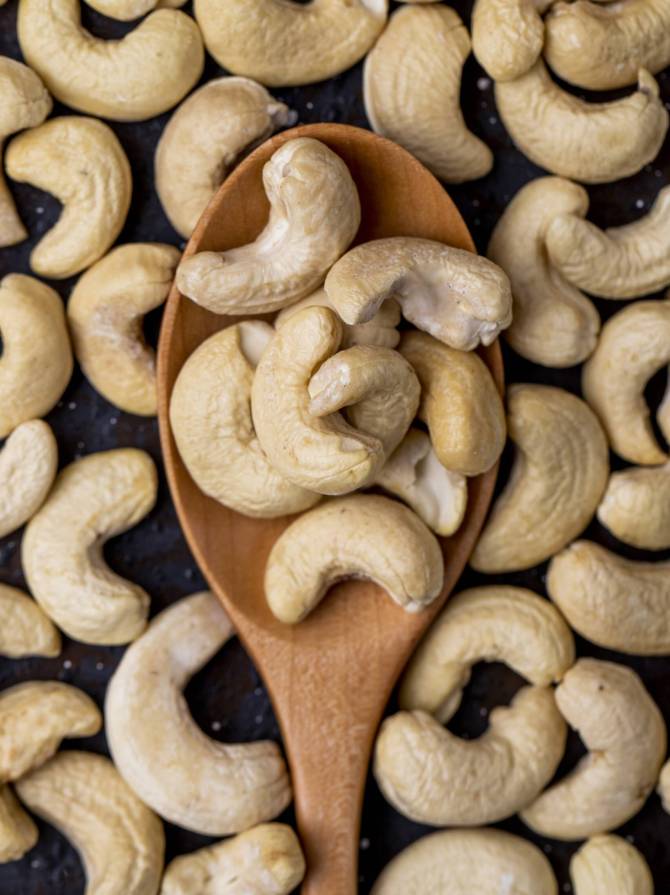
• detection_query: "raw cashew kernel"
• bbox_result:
[521,659,666,840]
[0,785,37,864]
[264,494,444,623]
[658,760,670,814]
[570,835,653,895]
[0,584,60,659]
[85,0,186,23]
[177,137,361,315]
[22,449,158,645]
[598,463,670,550]
[325,237,513,351]
[5,117,132,279]
[68,243,181,416]
[363,6,493,183]
[471,384,609,573]
[106,592,292,835]
[0,420,57,539]
[472,0,553,82]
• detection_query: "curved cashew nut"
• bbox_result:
[161,824,305,895]
[0,584,60,659]
[495,63,668,183]
[106,592,292,835]
[264,494,444,623]
[571,835,653,895]
[658,760,670,814]
[370,828,558,894]
[545,0,670,91]
[546,186,670,299]
[472,0,552,82]
[0,57,51,248]
[177,137,360,315]
[582,299,670,465]
[598,463,670,550]
[15,752,165,895]
[0,786,37,864]
[0,274,72,438]
[521,659,666,840]
[547,540,670,655]
[22,448,158,645]
[0,420,57,539]
[471,384,609,573]
[376,429,468,537]
[193,0,387,87]
[5,116,132,279]
[68,243,180,416]
[400,585,575,722]
[156,77,293,238]
[17,0,204,121]
[487,176,600,367]
[171,321,320,517]
[363,6,492,184]
[399,331,506,476]
[324,237,513,351]
[85,0,186,23]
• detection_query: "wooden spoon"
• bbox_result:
[157,123,503,895]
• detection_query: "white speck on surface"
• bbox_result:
[479,706,488,716]
[63,660,73,670]
[477,77,491,91]
[306,101,314,110]
[30,860,41,869]
[184,568,194,580]
[255,714,263,724]
[254,687,263,696]
[472,198,481,208]
[563,884,572,893]
[95,661,104,671]
[488,116,497,125]
[67,402,77,411]
[211,721,222,732]
[360,838,370,850]
[626,834,635,843]
[35,207,44,215]
[635,198,645,209]
[109,416,118,426]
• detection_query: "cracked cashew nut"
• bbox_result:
[106,592,292,835]
[0,420,57,539]
[571,835,653,895]
[22,449,158,645]
[472,0,553,82]
[471,384,609,573]
[598,463,670,550]
[0,584,60,659]
[0,786,37,864]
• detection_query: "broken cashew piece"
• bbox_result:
[471,384,609,573]
[85,0,186,23]
[15,751,165,895]
[495,63,669,183]
[325,237,513,351]
[364,5,493,183]
[571,835,653,895]
[106,592,292,835]
[521,659,666,840]
[156,77,293,238]
[265,494,444,623]
[17,0,204,120]
[0,786,37,864]
[0,56,52,248]
[161,824,305,895]
[171,321,320,517]
[22,449,158,645]
[472,0,553,82]
[0,420,57,539]
[68,243,180,416]
[5,117,132,279]
[0,274,73,439]
[487,176,600,367]
[0,584,60,659]
[598,463,670,550]
[177,138,360,314]
[399,330,506,476]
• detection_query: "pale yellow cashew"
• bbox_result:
[0,420,57,539]
[472,0,553,82]
[0,785,37,864]
[598,463,670,550]
[0,584,60,659]
[86,0,186,22]
[570,835,653,895]
[658,760,670,814]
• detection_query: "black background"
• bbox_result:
[1,2,670,891]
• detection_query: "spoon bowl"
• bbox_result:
[157,123,503,895]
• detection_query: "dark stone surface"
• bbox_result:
[1,2,670,892]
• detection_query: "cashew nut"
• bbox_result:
[107,591,291,834]
[0,56,51,248]
[370,828,558,895]
[400,586,575,722]
[546,186,670,299]
[487,176,600,367]
[582,299,670,465]
[17,0,204,121]
[170,321,320,517]
[521,659,666,840]
[0,584,60,659]
[570,835,653,895]
[5,116,132,279]
[193,0,387,87]
[363,6,493,183]
[598,463,670,550]
[545,0,670,91]
[0,786,37,864]
[85,0,186,23]
[324,237,513,351]
[658,760,670,813]
[472,0,552,82]
[155,77,293,239]
[177,137,360,315]
[15,751,165,895]
[68,243,180,416]
[471,384,609,573]
[0,420,57,539]
[265,494,444,623]
[399,331,506,476]
[495,63,669,183]
[22,448,158,645]
[376,429,468,537]
[0,274,72,439]
[161,824,305,895]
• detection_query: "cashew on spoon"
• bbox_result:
[0,786,37,864]
[570,835,653,895]
[106,592,292,834]
[598,463,670,550]
[177,138,361,315]
[0,420,57,539]
[0,583,60,659]
[472,0,553,82]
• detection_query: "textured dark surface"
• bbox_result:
[1,2,670,892]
